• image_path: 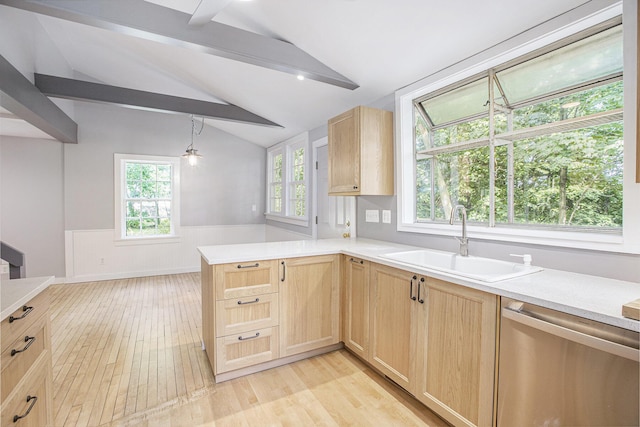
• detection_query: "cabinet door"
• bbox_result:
[415,278,498,427]
[343,256,370,360]
[328,107,360,194]
[215,260,280,300]
[280,255,340,357]
[369,263,417,391]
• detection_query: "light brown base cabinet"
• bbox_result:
[203,254,498,426]
[1,289,54,427]
[343,261,498,427]
[201,254,340,382]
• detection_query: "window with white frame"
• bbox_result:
[114,154,181,240]
[397,9,639,253]
[266,133,309,225]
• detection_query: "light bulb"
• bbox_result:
[188,153,198,166]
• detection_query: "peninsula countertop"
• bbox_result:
[1,276,54,322]
[198,238,640,332]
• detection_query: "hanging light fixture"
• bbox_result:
[183,115,204,166]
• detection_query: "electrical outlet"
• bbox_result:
[382,210,392,224]
[99,257,105,265]
[365,210,380,223]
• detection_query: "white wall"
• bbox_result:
[0,136,66,277]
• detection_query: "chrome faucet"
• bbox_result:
[449,205,469,257]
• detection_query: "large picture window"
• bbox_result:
[114,154,181,241]
[397,9,639,253]
[414,25,623,230]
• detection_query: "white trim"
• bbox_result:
[311,137,327,239]
[264,214,309,227]
[395,1,640,254]
[114,153,181,243]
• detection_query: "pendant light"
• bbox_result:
[183,115,204,166]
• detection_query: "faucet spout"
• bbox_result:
[450,205,469,256]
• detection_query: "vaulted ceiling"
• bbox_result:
[0,0,591,147]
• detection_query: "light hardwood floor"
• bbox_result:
[50,273,448,427]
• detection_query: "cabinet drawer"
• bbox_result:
[1,314,49,401]
[215,327,279,374]
[1,290,50,354]
[215,260,280,300]
[215,293,279,337]
[1,354,52,427]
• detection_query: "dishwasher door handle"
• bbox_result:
[502,307,639,362]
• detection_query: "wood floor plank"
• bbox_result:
[50,273,448,427]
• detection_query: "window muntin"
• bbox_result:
[266,133,309,225]
[413,23,623,232]
[114,154,180,241]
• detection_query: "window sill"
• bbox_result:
[114,235,182,246]
[397,222,639,254]
[265,214,309,228]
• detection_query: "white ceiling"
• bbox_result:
[1,0,590,147]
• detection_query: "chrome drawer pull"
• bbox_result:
[237,263,259,269]
[238,332,260,341]
[237,298,260,305]
[349,257,364,265]
[11,336,36,356]
[13,395,38,423]
[9,306,33,323]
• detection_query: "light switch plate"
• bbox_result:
[365,209,380,223]
[382,210,391,223]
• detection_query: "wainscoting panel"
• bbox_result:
[64,225,311,283]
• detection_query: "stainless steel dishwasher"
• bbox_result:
[497,297,639,427]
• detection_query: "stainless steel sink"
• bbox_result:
[380,249,543,282]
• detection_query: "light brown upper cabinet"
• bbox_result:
[328,106,394,195]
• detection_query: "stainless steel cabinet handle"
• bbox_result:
[11,336,36,356]
[238,332,260,341]
[237,298,260,305]
[13,395,38,423]
[502,307,639,362]
[349,257,364,265]
[9,306,33,323]
[237,263,259,269]
[281,261,286,282]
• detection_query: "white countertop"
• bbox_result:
[199,238,640,332]
[1,276,55,322]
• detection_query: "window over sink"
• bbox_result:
[397,4,639,253]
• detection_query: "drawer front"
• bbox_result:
[1,290,50,354]
[1,314,49,401]
[215,293,279,337]
[215,260,280,300]
[1,354,52,427]
[215,327,279,374]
